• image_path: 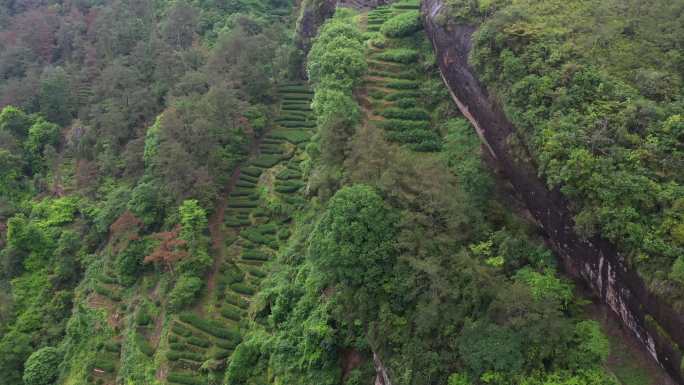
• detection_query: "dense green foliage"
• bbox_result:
[22,347,61,385]
[0,1,672,385]
[380,11,422,38]
[445,0,684,306]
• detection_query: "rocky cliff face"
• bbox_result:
[420,1,684,383]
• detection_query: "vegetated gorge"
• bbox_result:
[0,1,682,385]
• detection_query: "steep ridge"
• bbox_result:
[420,0,684,382]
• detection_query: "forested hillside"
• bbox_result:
[0,0,680,385]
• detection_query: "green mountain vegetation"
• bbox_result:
[0,0,679,385]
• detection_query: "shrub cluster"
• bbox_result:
[178,313,241,341]
[380,107,430,120]
[381,11,422,38]
[377,49,419,64]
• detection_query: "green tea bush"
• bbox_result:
[172,322,192,337]
[239,174,259,183]
[242,250,271,261]
[385,90,421,100]
[282,94,314,101]
[276,169,302,180]
[282,104,312,112]
[381,11,422,37]
[94,284,121,301]
[168,275,203,311]
[228,200,257,209]
[212,349,232,359]
[235,180,256,188]
[252,155,283,168]
[230,188,254,197]
[393,2,420,9]
[103,341,121,353]
[386,128,438,143]
[279,121,316,129]
[215,338,240,350]
[410,138,442,152]
[186,335,211,348]
[394,98,418,108]
[377,49,419,63]
[279,85,312,93]
[241,228,277,247]
[225,218,251,227]
[386,80,419,89]
[380,107,429,120]
[276,180,305,194]
[269,129,312,144]
[375,119,430,132]
[230,283,256,296]
[92,358,116,373]
[256,223,278,234]
[136,333,155,357]
[246,266,267,278]
[241,167,263,178]
[368,89,386,99]
[167,372,205,385]
[226,294,250,309]
[178,313,241,341]
[221,306,243,321]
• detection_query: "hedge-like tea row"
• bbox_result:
[381,11,422,38]
[269,129,311,144]
[393,3,420,9]
[186,335,211,348]
[279,121,316,128]
[220,306,242,321]
[225,293,250,309]
[246,266,267,278]
[385,90,421,100]
[92,357,116,373]
[166,350,204,363]
[178,313,241,341]
[394,98,419,108]
[256,223,278,234]
[251,154,283,168]
[386,128,439,144]
[385,80,419,89]
[94,284,121,301]
[230,283,256,295]
[212,340,237,353]
[278,85,313,94]
[410,139,442,152]
[376,49,419,64]
[375,119,431,131]
[276,180,305,194]
[239,174,259,183]
[228,200,257,209]
[281,94,313,102]
[136,333,155,357]
[380,107,429,120]
[241,167,263,178]
[282,104,312,112]
[368,70,417,80]
[240,228,277,248]
[242,249,271,261]
[172,322,193,337]
[276,168,302,180]
[167,372,205,385]
[225,218,251,228]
